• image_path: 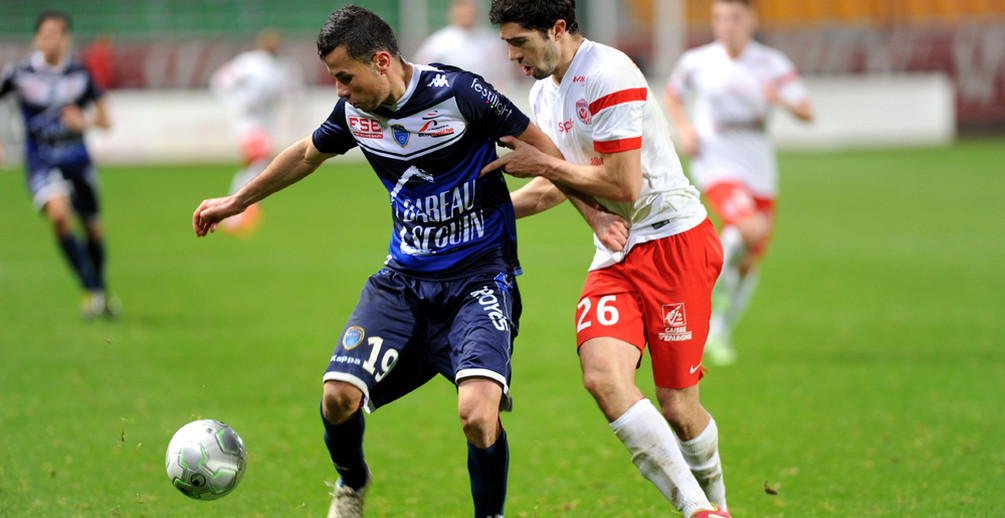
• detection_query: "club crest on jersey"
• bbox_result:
[658,303,693,342]
[391,124,410,147]
[576,98,591,124]
[342,326,365,350]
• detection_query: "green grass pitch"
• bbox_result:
[1,138,1003,517]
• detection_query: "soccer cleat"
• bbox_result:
[691,505,730,518]
[103,295,123,319]
[325,472,371,518]
[81,292,106,320]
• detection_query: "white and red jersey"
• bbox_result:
[210,49,302,141]
[530,40,707,270]
[667,40,809,198]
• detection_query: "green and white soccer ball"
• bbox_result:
[165,419,247,500]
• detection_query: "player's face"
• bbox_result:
[711,1,755,51]
[498,22,561,80]
[34,18,70,65]
[322,46,391,113]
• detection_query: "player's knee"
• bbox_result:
[459,409,498,448]
[581,366,623,404]
[458,399,499,448]
[737,213,770,249]
[321,381,362,424]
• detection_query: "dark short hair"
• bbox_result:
[316,5,399,61]
[489,0,579,36]
[35,9,72,34]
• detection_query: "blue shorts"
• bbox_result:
[323,269,521,412]
[26,158,101,223]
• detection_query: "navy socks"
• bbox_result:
[57,234,100,290]
[321,405,368,490]
[468,430,508,517]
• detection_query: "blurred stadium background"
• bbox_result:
[2,0,1004,163]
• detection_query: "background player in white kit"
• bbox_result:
[415,0,515,93]
[210,28,302,235]
[488,1,729,516]
[665,0,813,365]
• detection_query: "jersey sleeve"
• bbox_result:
[0,64,15,97]
[587,60,647,154]
[770,50,809,106]
[451,70,530,141]
[311,100,358,155]
[84,67,105,104]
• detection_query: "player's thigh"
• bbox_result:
[638,221,723,389]
[446,272,520,410]
[575,267,647,352]
[26,162,71,214]
[65,163,102,226]
[323,271,436,411]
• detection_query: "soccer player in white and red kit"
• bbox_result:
[487,1,729,516]
[666,0,813,365]
[209,28,302,235]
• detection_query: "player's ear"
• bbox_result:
[550,19,567,41]
[372,51,391,73]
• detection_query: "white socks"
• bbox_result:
[610,399,711,517]
[677,417,727,512]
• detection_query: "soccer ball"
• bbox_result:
[165,419,247,500]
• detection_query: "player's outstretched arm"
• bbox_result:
[664,87,698,157]
[193,136,336,236]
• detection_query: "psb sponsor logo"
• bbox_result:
[427,74,450,88]
[576,98,591,124]
[342,326,365,350]
[469,286,509,331]
[658,303,692,342]
[391,124,410,147]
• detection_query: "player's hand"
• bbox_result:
[61,105,88,132]
[676,126,699,157]
[762,82,780,105]
[587,210,631,252]
[480,136,551,178]
[193,196,243,237]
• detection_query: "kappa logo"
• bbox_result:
[658,303,693,342]
[427,74,450,88]
[342,326,365,350]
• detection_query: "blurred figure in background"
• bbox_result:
[0,9,119,319]
[210,27,302,236]
[665,0,813,365]
[415,0,515,92]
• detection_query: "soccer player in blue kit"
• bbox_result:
[193,6,624,518]
[1,10,118,318]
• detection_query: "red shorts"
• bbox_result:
[575,218,723,389]
[240,128,273,165]
[704,180,776,256]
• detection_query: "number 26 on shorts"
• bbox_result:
[577,295,620,332]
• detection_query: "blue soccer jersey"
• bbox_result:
[0,52,103,168]
[312,63,529,279]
